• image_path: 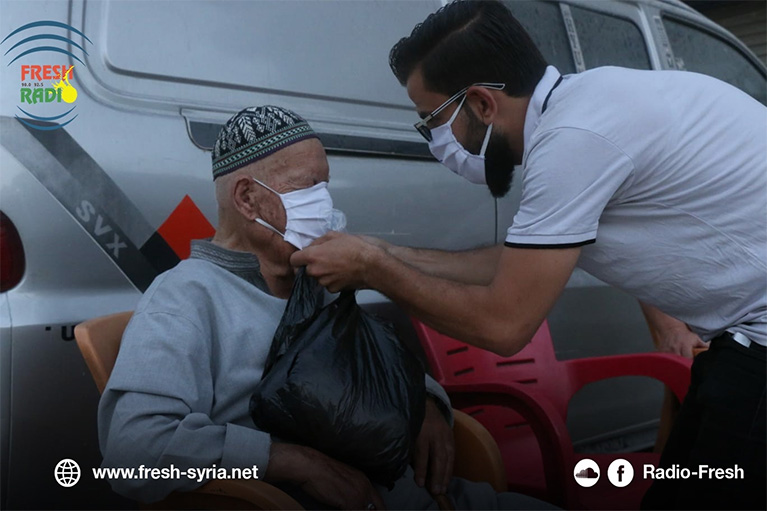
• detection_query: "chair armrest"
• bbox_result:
[445,382,576,507]
[564,353,692,402]
[145,479,303,510]
[452,409,507,492]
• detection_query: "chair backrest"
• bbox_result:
[74,311,133,394]
[411,318,571,417]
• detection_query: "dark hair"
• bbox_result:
[389,0,547,97]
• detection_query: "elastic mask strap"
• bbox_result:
[448,95,467,126]
[255,218,285,238]
[253,178,285,236]
[253,177,280,196]
[479,123,493,157]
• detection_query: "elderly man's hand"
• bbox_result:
[290,231,384,292]
[267,443,386,510]
[412,397,454,496]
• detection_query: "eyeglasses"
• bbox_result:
[414,82,505,142]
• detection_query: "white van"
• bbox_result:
[1,0,764,508]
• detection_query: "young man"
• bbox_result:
[291,2,767,509]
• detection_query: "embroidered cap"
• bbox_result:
[212,106,319,180]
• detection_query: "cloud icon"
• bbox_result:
[576,467,599,478]
[573,458,601,487]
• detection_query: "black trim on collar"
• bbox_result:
[504,239,596,249]
[541,76,564,114]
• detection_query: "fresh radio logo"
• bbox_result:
[2,20,92,130]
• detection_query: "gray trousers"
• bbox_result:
[278,465,558,510]
[377,467,558,510]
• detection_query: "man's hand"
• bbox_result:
[290,231,384,292]
[640,302,707,358]
[653,326,707,358]
[412,398,454,496]
[266,443,385,510]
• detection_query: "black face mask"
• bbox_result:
[465,107,516,199]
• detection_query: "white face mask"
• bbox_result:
[427,96,493,185]
[253,178,346,250]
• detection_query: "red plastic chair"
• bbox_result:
[411,318,693,510]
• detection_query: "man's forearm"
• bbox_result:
[639,301,688,345]
[100,392,271,503]
[294,232,578,357]
[639,301,705,357]
[363,247,523,356]
[386,243,502,285]
[424,374,453,426]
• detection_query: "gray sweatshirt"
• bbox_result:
[98,239,451,503]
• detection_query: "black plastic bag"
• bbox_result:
[249,267,426,488]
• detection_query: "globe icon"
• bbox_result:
[54,459,81,487]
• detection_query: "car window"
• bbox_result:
[503,1,576,74]
[569,5,651,70]
[663,17,767,105]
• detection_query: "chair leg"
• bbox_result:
[654,386,681,454]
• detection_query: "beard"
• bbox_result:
[465,107,517,198]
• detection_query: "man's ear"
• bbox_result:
[232,175,259,221]
[466,86,499,125]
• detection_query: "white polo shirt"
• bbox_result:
[506,66,767,345]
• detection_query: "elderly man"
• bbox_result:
[98,106,550,510]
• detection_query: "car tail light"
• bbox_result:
[0,212,25,292]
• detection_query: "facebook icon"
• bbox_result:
[608,459,634,487]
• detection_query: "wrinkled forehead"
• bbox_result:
[259,138,330,193]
